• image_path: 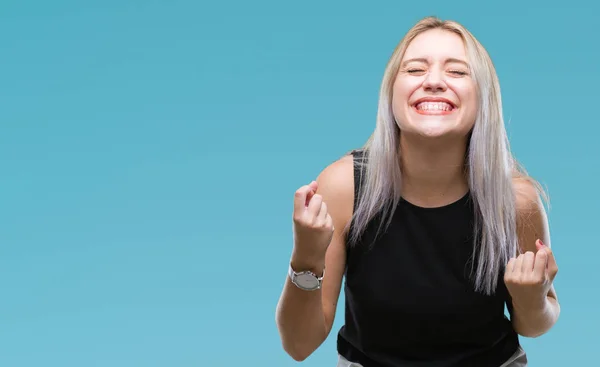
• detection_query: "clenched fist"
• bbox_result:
[291,181,335,271]
[504,239,558,310]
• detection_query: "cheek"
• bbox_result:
[454,85,478,119]
[464,91,479,119]
[392,80,417,114]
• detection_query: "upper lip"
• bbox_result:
[412,97,457,108]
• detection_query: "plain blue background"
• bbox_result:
[1,0,597,366]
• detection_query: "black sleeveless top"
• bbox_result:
[337,150,520,367]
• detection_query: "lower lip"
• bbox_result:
[413,106,455,115]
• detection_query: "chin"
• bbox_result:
[404,118,455,136]
[400,107,468,140]
[400,121,469,142]
[417,128,454,139]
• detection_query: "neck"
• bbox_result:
[399,134,469,207]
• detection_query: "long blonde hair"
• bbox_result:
[348,16,546,295]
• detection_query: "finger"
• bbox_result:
[294,185,313,212]
[535,239,545,251]
[539,242,555,266]
[521,251,535,273]
[505,257,516,279]
[506,257,516,272]
[307,193,323,216]
[514,254,524,273]
[317,201,328,222]
[533,248,548,279]
[543,246,559,279]
[305,181,317,206]
[326,214,335,232]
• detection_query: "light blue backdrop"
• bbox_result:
[1,0,596,366]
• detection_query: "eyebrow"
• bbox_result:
[401,57,470,68]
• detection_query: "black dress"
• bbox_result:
[336,150,520,367]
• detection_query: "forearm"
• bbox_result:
[276,277,328,361]
[511,295,560,338]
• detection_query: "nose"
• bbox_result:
[422,69,447,92]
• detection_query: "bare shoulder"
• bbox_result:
[513,177,544,213]
[512,176,551,251]
[314,153,356,233]
[316,153,354,192]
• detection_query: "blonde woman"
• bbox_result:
[276,16,559,367]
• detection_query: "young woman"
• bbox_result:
[276,16,560,367]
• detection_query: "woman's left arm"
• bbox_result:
[505,178,560,338]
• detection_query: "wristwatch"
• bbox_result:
[288,263,325,291]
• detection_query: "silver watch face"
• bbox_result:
[295,273,320,289]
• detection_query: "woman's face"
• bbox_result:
[392,28,478,140]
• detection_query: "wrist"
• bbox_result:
[512,294,549,315]
[288,259,325,292]
[290,254,325,277]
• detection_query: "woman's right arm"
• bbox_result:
[275,155,355,361]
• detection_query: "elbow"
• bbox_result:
[277,330,318,362]
[275,307,326,361]
[516,329,547,338]
[276,317,310,360]
[286,348,310,362]
[513,320,556,338]
[283,342,315,362]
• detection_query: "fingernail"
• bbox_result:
[539,240,545,247]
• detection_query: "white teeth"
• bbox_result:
[416,102,453,111]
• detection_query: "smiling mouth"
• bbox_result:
[413,101,456,115]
